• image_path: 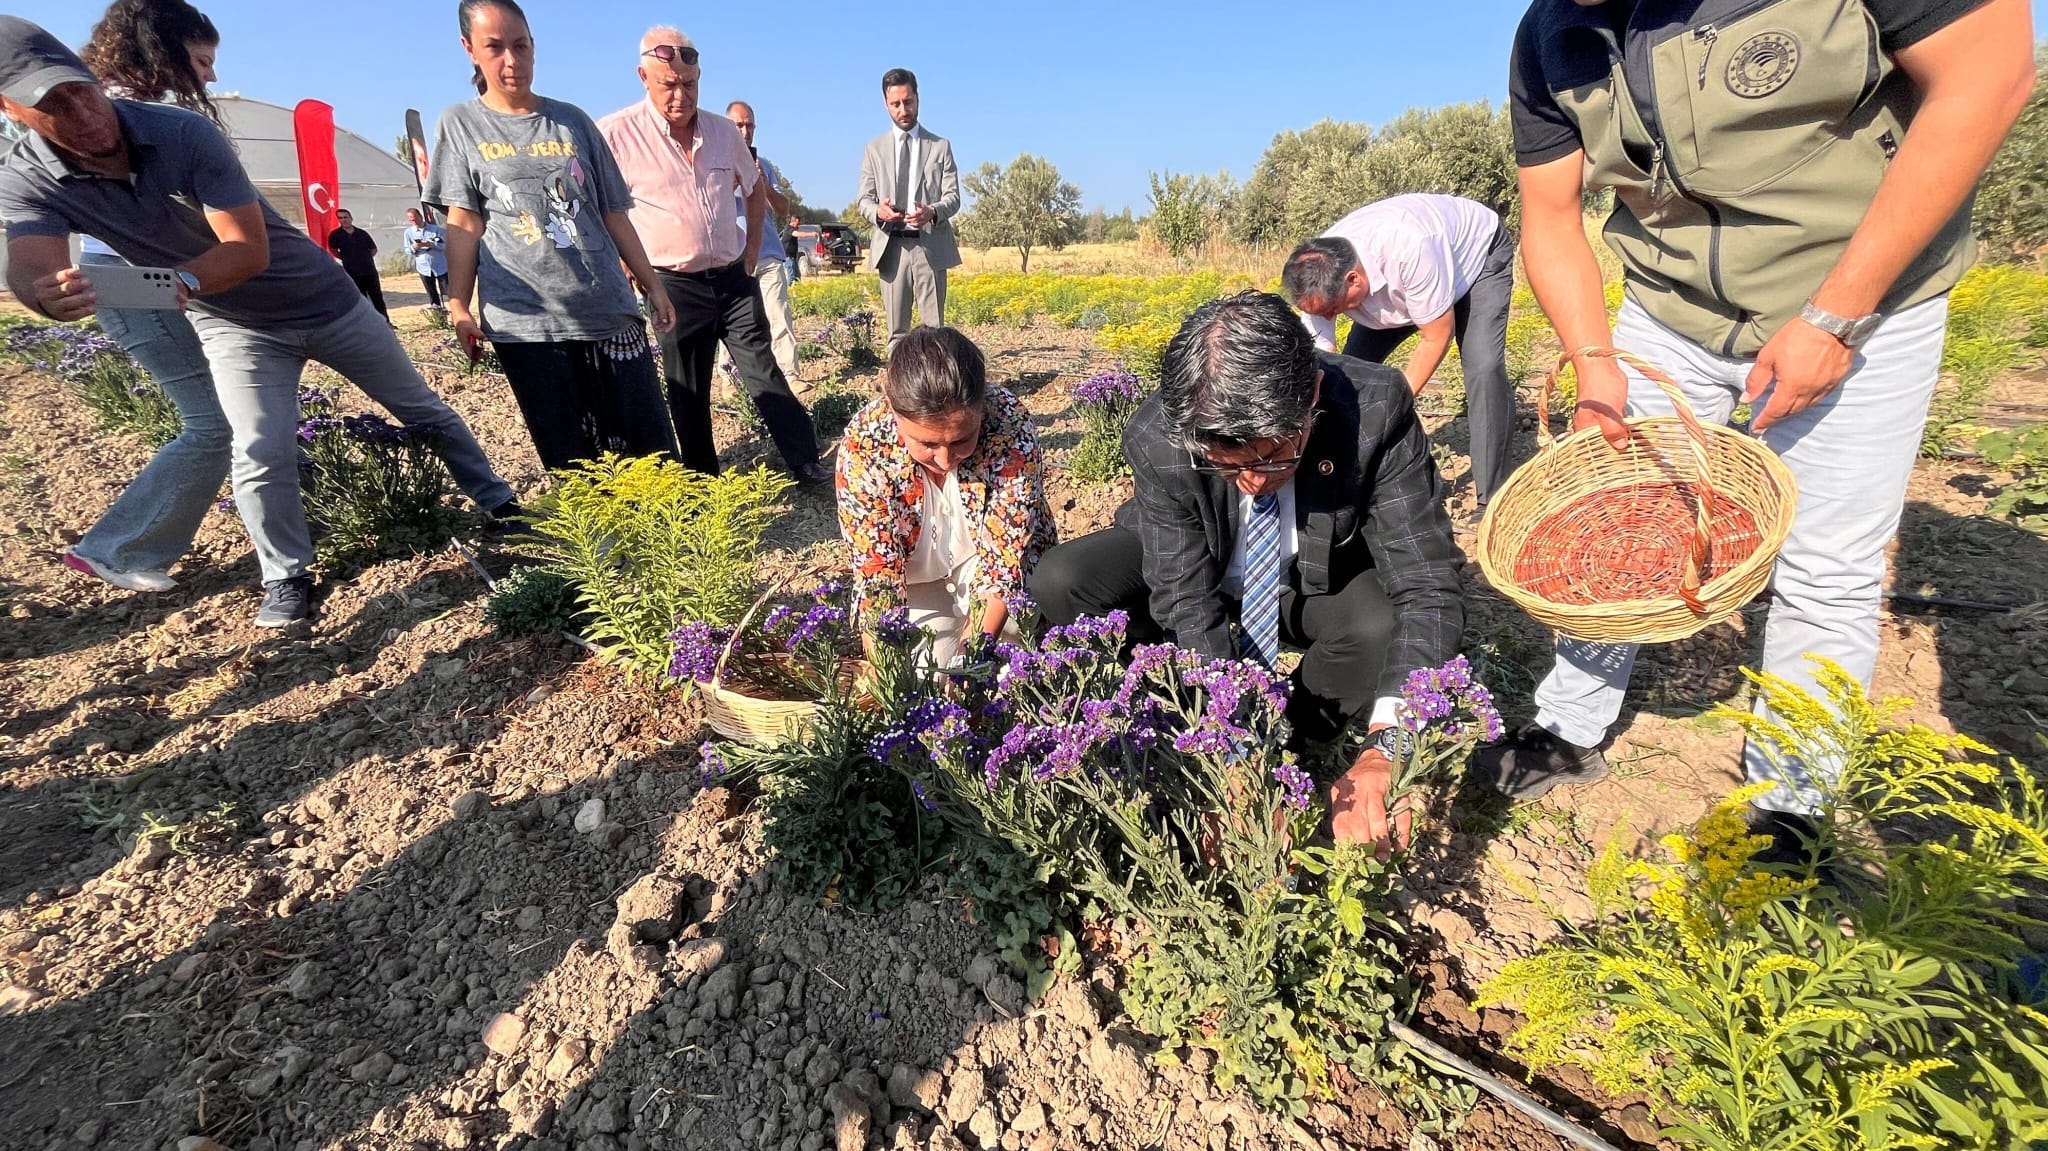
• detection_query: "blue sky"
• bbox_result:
[16,1,2048,216]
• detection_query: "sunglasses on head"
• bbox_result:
[641,44,699,66]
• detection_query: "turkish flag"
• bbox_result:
[293,99,339,245]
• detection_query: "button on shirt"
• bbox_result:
[0,100,359,330]
[598,102,756,272]
[1301,194,1501,353]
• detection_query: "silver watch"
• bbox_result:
[1799,299,1881,348]
[176,268,201,295]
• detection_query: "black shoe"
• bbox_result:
[482,499,536,540]
[794,461,835,486]
[1744,806,1826,871]
[1478,725,1609,801]
[254,576,315,628]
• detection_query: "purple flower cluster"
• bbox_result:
[784,603,847,650]
[1072,369,1145,409]
[1041,609,1129,652]
[299,385,335,410]
[840,310,875,335]
[1272,759,1314,810]
[668,620,735,683]
[1396,655,1504,741]
[697,741,729,788]
[869,697,970,762]
[7,324,128,385]
[872,606,920,646]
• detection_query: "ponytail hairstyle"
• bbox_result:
[458,0,529,96]
[81,0,223,125]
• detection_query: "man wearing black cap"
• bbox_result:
[0,16,518,628]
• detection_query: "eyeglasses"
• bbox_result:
[641,44,699,66]
[1188,411,1320,479]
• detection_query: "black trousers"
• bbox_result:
[347,271,388,318]
[1031,525,1397,746]
[492,331,679,473]
[655,263,820,475]
[418,273,449,308]
[1342,225,1516,505]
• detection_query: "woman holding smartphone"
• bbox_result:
[62,0,227,591]
[425,0,680,472]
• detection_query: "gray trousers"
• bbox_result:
[1532,294,1950,813]
[877,235,947,354]
[1342,225,1517,504]
[194,295,516,583]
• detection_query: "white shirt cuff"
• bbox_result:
[1367,696,1403,730]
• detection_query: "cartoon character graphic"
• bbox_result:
[544,167,582,249]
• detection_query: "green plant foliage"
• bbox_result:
[1480,659,2048,1151]
[516,454,789,675]
[958,153,1083,273]
[2,322,181,447]
[1978,422,2048,533]
[297,396,459,573]
[810,390,866,441]
[1069,369,1145,483]
[1923,263,2048,458]
[790,275,872,319]
[484,565,582,636]
[1973,44,2048,263]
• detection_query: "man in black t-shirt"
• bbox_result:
[326,207,387,319]
[1482,0,2035,852]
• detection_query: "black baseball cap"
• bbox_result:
[0,17,97,108]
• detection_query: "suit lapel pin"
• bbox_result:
[1317,460,1334,476]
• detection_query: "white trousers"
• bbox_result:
[1532,294,1949,813]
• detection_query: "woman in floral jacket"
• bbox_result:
[836,326,1056,665]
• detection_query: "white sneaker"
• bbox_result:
[63,550,177,593]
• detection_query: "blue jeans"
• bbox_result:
[74,250,230,574]
[193,295,516,582]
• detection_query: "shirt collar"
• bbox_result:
[893,123,919,142]
[641,98,702,147]
[20,100,153,179]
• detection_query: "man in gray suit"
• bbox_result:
[857,68,960,352]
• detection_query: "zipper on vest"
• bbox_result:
[1628,12,1730,314]
[1694,25,1718,89]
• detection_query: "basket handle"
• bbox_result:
[1539,347,1718,612]
[711,577,796,691]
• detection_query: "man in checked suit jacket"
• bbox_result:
[1033,291,1465,845]
[857,68,960,353]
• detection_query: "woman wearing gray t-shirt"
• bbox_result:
[425,0,679,471]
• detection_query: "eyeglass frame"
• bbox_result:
[1186,409,1322,479]
[641,44,699,66]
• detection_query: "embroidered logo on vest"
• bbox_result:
[1726,31,1801,98]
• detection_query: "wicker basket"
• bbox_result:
[1476,347,1798,644]
[702,587,872,745]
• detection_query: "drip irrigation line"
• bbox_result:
[1388,1021,1624,1151]
[1883,590,2016,614]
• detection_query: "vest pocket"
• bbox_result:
[1673,0,1878,196]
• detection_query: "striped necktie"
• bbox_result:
[1242,493,1282,666]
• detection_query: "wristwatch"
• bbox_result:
[1799,299,1881,348]
[1365,725,1414,760]
[175,269,201,295]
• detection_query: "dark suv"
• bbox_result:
[793,223,862,275]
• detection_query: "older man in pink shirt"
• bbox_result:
[598,26,826,482]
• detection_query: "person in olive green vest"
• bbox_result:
[1483,0,2036,856]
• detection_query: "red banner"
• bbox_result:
[293,99,339,245]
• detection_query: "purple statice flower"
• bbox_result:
[872,606,920,646]
[340,413,414,446]
[869,697,969,762]
[298,385,334,410]
[1042,610,1129,651]
[784,603,847,650]
[296,415,342,443]
[1072,369,1145,409]
[214,496,237,513]
[1396,657,1505,739]
[668,620,734,683]
[810,579,850,602]
[910,780,938,812]
[841,310,875,334]
[1003,589,1037,619]
[763,604,797,633]
[1273,759,1314,810]
[697,741,729,788]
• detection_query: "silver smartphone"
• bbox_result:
[85,263,182,310]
